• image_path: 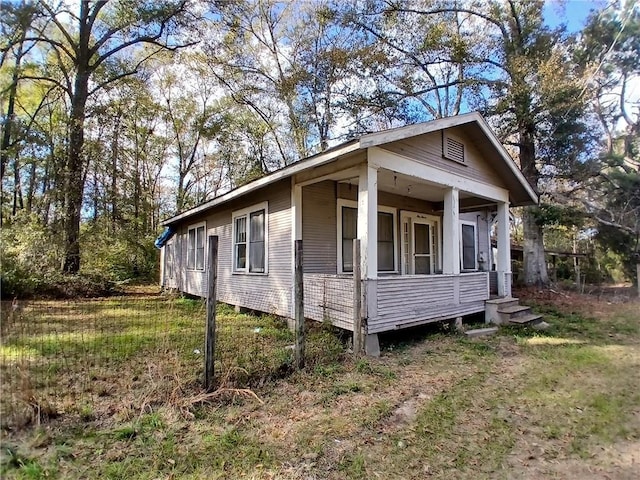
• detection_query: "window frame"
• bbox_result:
[460,220,478,271]
[336,199,398,274]
[186,222,206,271]
[232,201,269,275]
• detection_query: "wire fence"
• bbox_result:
[0,291,308,430]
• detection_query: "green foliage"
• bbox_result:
[80,222,159,282]
[0,215,155,298]
[534,204,587,228]
[305,323,346,369]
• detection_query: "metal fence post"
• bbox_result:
[294,239,305,369]
[205,235,218,392]
[353,239,363,356]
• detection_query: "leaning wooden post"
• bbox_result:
[294,240,305,369]
[353,239,363,356]
[205,235,218,392]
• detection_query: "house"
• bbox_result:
[158,112,538,354]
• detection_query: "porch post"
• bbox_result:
[496,201,511,297]
[442,187,460,275]
[290,180,303,324]
[359,163,380,356]
[358,164,378,279]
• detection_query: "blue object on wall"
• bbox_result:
[154,226,176,249]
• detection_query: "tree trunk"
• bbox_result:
[26,161,36,213]
[62,71,89,274]
[522,206,548,286]
[110,114,120,234]
[12,157,23,216]
[1,31,25,227]
[518,117,549,286]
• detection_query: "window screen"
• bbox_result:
[378,212,394,271]
[341,207,357,272]
[234,216,247,270]
[462,223,476,270]
[249,209,265,273]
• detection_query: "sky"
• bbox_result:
[543,0,610,32]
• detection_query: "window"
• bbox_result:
[165,243,173,279]
[378,211,395,271]
[337,200,397,273]
[187,223,205,270]
[341,206,357,272]
[461,221,477,270]
[233,202,268,274]
[443,132,465,163]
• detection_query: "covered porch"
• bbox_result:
[291,145,513,336]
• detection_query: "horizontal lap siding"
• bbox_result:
[303,274,354,331]
[370,274,488,334]
[459,273,490,302]
[176,180,292,318]
[382,131,507,188]
[377,277,454,312]
[303,181,337,274]
[369,301,486,334]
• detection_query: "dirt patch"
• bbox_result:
[506,438,640,480]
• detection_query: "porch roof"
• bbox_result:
[163,112,538,226]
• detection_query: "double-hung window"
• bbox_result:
[233,202,268,274]
[187,223,205,270]
[165,243,174,279]
[337,200,397,273]
[460,221,477,271]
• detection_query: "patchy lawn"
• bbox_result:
[1,289,639,479]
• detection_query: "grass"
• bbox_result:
[1,288,639,479]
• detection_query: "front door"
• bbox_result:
[401,212,441,275]
[413,221,433,274]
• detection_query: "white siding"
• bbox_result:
[382,130,508,188]
[173,179,292,317]
[369,273,489,333]
[302,181,337,274]
[162,240,179,289]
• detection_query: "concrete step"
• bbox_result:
[465,327,499,338]
[486,297,520,309]
[507,313,544,326]
[498,305,531,317]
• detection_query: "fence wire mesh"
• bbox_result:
[0,290,303,430]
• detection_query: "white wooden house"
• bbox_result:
[159,112,538,353]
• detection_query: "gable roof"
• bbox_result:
[163,112,538,226]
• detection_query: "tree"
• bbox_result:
[15,0,195,273]
[577,3,640,283]
[373,0,593,286]
[206,0,376,161]
[344,0,474,123]
[0,1,45,226]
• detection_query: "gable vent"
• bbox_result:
[444,136,465,163]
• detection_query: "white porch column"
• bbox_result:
[496,201,512,297]
[358,164,378,279]
[291,182,302,242]
[442,187,460,275]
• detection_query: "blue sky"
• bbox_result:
[543,0,609,32]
